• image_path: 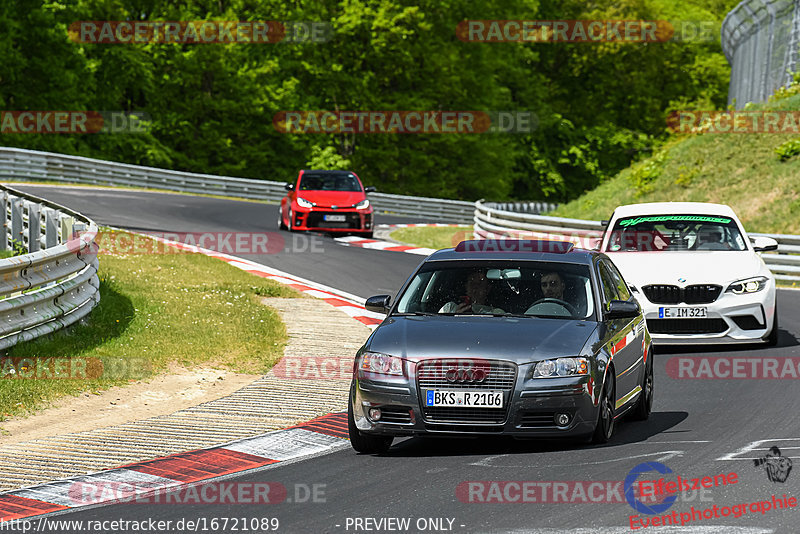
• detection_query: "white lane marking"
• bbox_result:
[11,469,179,507]
[646,441,712,444]
[467,451,684,468]
[222,428,345,462]
[716,438,800,460]
[468,454,510,467]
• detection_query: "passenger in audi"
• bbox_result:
[439,269,505,314]
[526,271,578,316]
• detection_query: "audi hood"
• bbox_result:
[607,251,769,288]
[366,315,598,364]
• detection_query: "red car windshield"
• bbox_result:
[299,173,362,192]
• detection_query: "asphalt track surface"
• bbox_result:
[14,185,800,533]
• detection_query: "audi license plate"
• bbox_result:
[424,390,503,408]
[658,306,707,318]
[324,214,346,222]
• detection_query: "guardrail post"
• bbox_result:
[0,191,7,251]
[23,201,41,253]
[59,213,75,244]
[40,207,58,249]
[7,196,23,252]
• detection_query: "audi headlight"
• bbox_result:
[726,276,768,294]
[296,197,315,208]
[354,199,370,209]
[359,352,404,376]
[530,357,589,378]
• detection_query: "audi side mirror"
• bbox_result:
[606,300,640,319]
[365,294,391,314]
[284,183,295,191]
[364,186,377,193]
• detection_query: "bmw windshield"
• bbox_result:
[606,214,747,252]
[394,261,596,320]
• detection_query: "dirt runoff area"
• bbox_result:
[0,364,261,445]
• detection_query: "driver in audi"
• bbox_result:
[439,269,505,314]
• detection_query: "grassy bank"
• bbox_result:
[389,226,473,250]
[550,93,800,234]
[0,229,298,420]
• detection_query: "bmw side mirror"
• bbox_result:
[365,294,391,314]
[284,183,295,191]
[752,236,778,252]
[606,300,640,319]
[364,186,377,193]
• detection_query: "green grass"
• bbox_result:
[550,94,800,235]
[390,226,473,250]
[0,228,299,420]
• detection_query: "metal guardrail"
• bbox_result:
[721,0,800,108]
[474,201,800,283]
[0,185,99,351]
[0,147,481,223]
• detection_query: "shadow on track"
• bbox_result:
[382,411,688,457]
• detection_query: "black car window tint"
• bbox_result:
[598,262,619,305]
[605,261,631,301]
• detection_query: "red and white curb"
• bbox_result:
[0,413,348,521]
[143,233,385,328]
[335,224,470,256]
[333,235,437,256]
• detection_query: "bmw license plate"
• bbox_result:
[424,390,503,408]
[658,306,707,318]
[324,214,346,222]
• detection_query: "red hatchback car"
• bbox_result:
[279,170,376,238]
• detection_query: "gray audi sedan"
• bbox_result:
[348,239,653,453]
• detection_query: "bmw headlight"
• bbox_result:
[530,357,589,378]
[726,276,768,295]
[359,352,404,376]
[354,199,370,209]
[296,197,315,208]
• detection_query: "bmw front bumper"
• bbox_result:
[638,285,776,345]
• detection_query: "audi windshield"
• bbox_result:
[394,261,596,320]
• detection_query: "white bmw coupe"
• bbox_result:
[601,202,779,345]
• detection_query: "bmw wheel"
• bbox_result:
[765,304,778,346]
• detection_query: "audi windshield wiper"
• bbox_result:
[393,311,436,316]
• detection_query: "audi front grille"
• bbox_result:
[416,359,517,425]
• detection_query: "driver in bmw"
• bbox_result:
[439,269,505,314]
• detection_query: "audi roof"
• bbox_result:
[427,239,597,264]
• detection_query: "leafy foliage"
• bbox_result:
[1,0,736,201]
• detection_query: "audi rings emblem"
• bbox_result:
[445,367,488,383]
